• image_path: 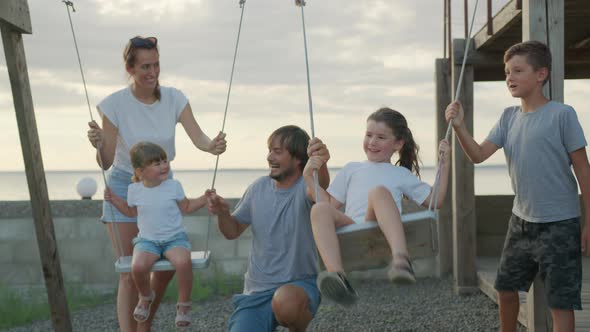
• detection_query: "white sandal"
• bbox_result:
[133,290,155,322]
[175,301,192,327]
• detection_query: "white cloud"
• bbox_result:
[93,0,206,21]
[377,47,438,71]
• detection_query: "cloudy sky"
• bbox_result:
[1,0,588,171]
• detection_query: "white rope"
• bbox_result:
[296,0,320,202]
[428,0,480,213]
[205,0,247,254]
[63,0,126,261]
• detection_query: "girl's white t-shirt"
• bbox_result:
[327,161,431,223]
[127,179,186,241]
[97,86,188,173]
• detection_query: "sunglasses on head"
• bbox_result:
[129,36,158,48]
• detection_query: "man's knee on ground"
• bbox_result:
[310,201,334,224]
[272,285,310,325]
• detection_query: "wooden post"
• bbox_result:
[451,38,477,295]
[522,0,564,330]
[0,4,73,330]
[435,58,453,276]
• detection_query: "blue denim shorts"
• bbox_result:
[101,167,136,223]
[227,277,321,332]
[132,232,191,258]
[101,166,173,223]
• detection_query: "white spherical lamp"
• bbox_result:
[76,177,98,200]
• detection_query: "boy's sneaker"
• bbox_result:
[317,271,358,307]
[388,254,416,285]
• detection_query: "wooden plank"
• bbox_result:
[527,276,552,331]
[336,213,436,272]
[520,1,565,329]
[115,251,211,273]
[1,28,72,331]
[473,0,521,50]
[0,0,32,34]
[435,58,453,277]
[451,38,478,295]
[547,0,564,102]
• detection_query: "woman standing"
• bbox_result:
[88,36,226,331]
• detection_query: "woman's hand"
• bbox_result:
[87,120,104,149]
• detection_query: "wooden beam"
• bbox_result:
[473,0,521,50]
[451,38,478,295]
[435,58,453,276]
[547,0,564,102]
[521,1,562,330]
[1,28,72,331]
[0,0,32,34]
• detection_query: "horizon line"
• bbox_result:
[0,164,508,173]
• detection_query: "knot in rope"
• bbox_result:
[296,0,306,7]
[62,0,75,12]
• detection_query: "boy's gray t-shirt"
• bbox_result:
[487,101,587,222]
[232,176,318,294]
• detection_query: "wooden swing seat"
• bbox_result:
[114,250,211,273]
[335,210,437,272]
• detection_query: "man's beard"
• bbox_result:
[269,166,295,182]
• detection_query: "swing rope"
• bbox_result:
[63,0,126,262]
[428,0,480,214]
[205,0,247,254]
[296,0,320,202]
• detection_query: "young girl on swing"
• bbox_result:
[105,142,208,328]
[303,107,451,306]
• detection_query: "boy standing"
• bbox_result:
[445,40,590,331]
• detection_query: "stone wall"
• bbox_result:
[2,195,555,288]
[0,199,248,289]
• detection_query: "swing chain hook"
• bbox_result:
[63,0,76,12]
[295,0,306,7]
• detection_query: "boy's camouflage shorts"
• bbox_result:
[494,214,582,310]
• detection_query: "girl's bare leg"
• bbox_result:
[365,186,409,264]
[138,270,175,331]
[164,248,193,304]
[131,251,160,310]
[310,202,354,272]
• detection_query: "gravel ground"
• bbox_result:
[3,277,525,332]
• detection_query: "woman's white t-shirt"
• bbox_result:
[97,86,188,173]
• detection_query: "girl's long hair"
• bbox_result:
[368,107,421,177]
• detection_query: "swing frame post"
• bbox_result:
[1,1,73,330]
[450,38,478,295]
[434,57,453,277]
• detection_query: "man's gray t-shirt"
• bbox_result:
[486,101,587,222]
[232,176,318,294]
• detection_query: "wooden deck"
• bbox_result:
[477,257,590,330]
[457,0,590,81]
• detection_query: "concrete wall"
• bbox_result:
[7,195,579,287]
[0,199,248,289]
